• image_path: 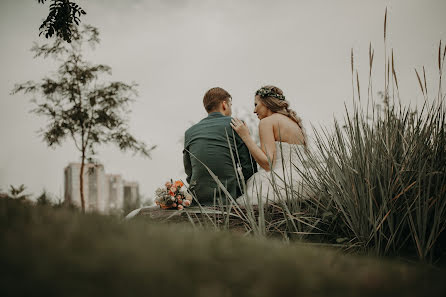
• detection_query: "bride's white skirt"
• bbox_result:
[236,167,309,206]
[236,142,311,206]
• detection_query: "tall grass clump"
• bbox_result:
[298,10,446,263]
[177,11,445,265]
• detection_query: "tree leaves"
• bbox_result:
[13,25,155,162]
[37,0,86,43]
[8,184,30,200]
[44,122,67,146]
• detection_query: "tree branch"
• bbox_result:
[37,0,86,43]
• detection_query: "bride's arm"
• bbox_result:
[231,118,276,171]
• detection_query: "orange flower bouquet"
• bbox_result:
[155,179,193,210]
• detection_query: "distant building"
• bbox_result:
[123,181,140,214]
[64,163,139,214]
[64,163,106,212]
[105,174,124,213]
[91,165,107,213]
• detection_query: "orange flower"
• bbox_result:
[174,180,184,188]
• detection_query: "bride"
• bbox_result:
[230,85,308,205]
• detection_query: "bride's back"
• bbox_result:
[267,113,305,145]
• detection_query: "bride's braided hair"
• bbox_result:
[256,85,307,146]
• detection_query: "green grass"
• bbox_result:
[192,15,446,265]
[197,93,446,264]
[1,198,445,297]
[290,34,446,263]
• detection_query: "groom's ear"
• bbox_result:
[221,101,228,112]
[222,98,232,110]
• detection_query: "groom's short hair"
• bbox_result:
[203,87,231,113]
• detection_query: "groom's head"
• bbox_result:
[203,87,232,116]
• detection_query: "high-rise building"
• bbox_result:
[105,174,124,213]
[64,163,106,212]
[64,163,138,214]
[123,181,140,213]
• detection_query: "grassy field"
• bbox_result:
[1,198,445,297]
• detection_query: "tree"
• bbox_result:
[12,25,156,213]
[36,0,86,43]
[36,189,52,205]
[8,185,31,201]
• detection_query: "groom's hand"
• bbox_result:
[230,118,250,140]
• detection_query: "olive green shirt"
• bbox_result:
[183,112,257,205]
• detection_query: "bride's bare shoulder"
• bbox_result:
[259,114,286,128]
[267,113,290,125]
[259,115,277,126]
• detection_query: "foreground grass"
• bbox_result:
[1,198,445,297]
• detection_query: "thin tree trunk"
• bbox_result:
[79,150,86,213]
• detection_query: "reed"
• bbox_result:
[299,9,446,263]
[187,10,446,264]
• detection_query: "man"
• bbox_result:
[183,87,257,205]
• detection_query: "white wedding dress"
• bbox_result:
[236,141,309,206]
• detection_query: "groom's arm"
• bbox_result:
[235,133,258,181]
[183,148,192,184]
[183,130,193,184]
[240,146,258,181]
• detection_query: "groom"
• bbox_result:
[183,87,257,205]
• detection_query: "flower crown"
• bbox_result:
[255,87,286,100]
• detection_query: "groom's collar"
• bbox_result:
[207,112,225,118]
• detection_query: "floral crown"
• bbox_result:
[255,87,286,100]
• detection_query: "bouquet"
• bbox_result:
[155,180,193,210]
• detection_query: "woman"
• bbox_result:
[230,85,308,205]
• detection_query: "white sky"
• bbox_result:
[1,0,445,201]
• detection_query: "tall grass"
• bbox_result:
[300,96,446,261]
[183,11,446,264]
[296,10,446,262]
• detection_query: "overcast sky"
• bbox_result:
[1,0,445,201]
